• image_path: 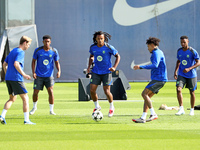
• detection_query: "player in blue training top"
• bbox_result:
[174,36,200,116]
[132,37,168,123]
[0,36,35,125]
[87,31,120,117]
[29,35,61,115]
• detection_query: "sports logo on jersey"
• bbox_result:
[49,55,52,57]
[187,55,189,58]
[182,60,187,66]
[97,56,103,62]
[103,51,105,54]
[43,59,49,65]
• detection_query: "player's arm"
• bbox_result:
[14,61,31,80]
[174,60,180,80]
[55,60,61,78]
[87,54,94,73]
[32,58,37,79]
[183,59,200,73]
[3,61,8,74]
[140,53,159,70]
[109,53,120,72]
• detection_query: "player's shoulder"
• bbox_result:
[90,43,97,49]
[105,43,115,50]
[50,47,58,54]
[35,46,43,53]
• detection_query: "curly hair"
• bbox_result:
[93,31,111,43]
[146,37,160,46]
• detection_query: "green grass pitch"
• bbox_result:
[0,82,200,150]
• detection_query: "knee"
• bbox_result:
[90,88,96,95]
[176,87,182,93]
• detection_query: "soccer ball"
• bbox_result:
[92,110,103,121]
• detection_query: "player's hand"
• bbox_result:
[109,67,116,72]
[133,65,140,70]
[183,68,190,73]
[33,73,37,79]
[24,74,31,80]
[174,73,178,80]
[57,71,61,78]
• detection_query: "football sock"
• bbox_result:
[180,106,184,110]
[24,112,29,122]
[33,102,37,108]
[49,104,54,112]
[150,107,156,115]
[141,112,147,120]
[1,109,7,118]
[109,102,114,110]
[94,101,100,109]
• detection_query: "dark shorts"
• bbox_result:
[146,80,166,94]
[6,80,28,96]
[90,72,113,86]
[176,75,197,91]
[34,76,54,90]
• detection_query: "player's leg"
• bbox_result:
[30,77,43,115]
[19,93,35,125]
[44,77,56,115]
[0,94,17,124]
[187,77,197,116]
[175,76,186,115]
[29,89,40,115]
[90,73,101,112]
[102,73,114,117]
[47,86,56,115]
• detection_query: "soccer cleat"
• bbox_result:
[108,108,115,117]
[93,106,101,112]
[175,109,185,116]
[132,118,146,123]
[146,114,158,122]
[0,116,6,125]
[189,109,194,116]
[24,120,36,125]
[29,107,37,115]
[50,111,56,115]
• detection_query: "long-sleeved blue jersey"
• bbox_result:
[140,48,168,81]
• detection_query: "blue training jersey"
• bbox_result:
[33,46,59,77]
[140,48,168,82]
[89,43,118,75]
[5,47,25,81]
[177,47,199,78]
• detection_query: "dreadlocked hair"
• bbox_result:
[146,37,160,46]
[93,31,111,44]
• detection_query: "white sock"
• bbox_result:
[1,109,7,118]
[180,106,184,110]
[109,102,114,110]
[94,101,100,109]
[141,112,147,120]
[190,108,194,111]
[49,104,54,112]
[150,107,156,115]
[24,112,29,122]
[33,102,37,108]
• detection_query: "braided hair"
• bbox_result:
[93,31,111,44]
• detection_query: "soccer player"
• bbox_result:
[87,31,120,117]
[132,37,168,123]
[0,36,35,125]
[29,35,61,115]
[174,36,200,116]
